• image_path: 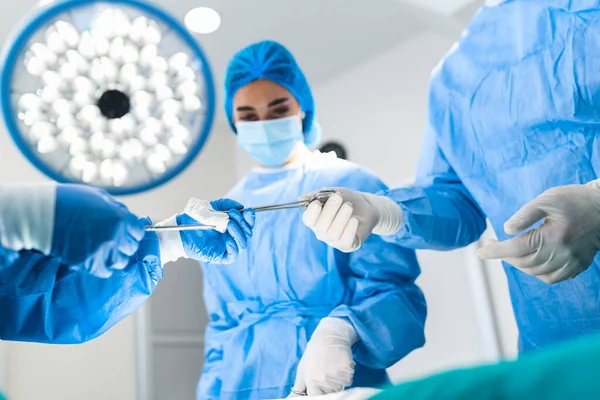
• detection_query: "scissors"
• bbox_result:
[145,189,337,232]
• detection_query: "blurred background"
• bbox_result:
[0,0,518,399]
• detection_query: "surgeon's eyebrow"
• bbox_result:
[267,98,289,107]
[236,105,256,111]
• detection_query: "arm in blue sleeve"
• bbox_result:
[382,121,486,250]
[329,238,426,369]
[329,174,426,369]
[0,218,162,344]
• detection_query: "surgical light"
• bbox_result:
[1,0,215,195]
[184,7,221,35]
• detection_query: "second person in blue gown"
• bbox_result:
[196,40,427,399]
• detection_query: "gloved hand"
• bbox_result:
[52,184,145,278]
[292,317,360,396]
[154,198,255,265]
[0,245,19,268]
[476,180,600,284]
[0,183,144,278]
[301,188,402,252]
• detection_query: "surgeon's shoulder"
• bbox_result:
[225,173,251,198]
[307,152,388,194]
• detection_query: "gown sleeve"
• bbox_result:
[329,171,427,368]
[0,222,162,344]
[381,119,487,250]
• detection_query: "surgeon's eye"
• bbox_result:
[271,106,290,116]
[238,113,259,121]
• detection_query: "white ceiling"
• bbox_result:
[161,0,420,86]
[0,0,480,124]
[160,0,480,123]
[402,0,478,15]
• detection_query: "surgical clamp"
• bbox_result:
[144,189,337,232]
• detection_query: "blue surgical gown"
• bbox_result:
[197,154,426,400]
[384,0,600,352]
[0,230,161,343]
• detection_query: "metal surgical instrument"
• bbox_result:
[241,189,337,213]
[144,189,337,232]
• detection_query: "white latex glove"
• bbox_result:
[301,188,402,252]
[476,180,600,284]
[292,317,360,396]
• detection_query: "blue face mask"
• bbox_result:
[236,115,304,167]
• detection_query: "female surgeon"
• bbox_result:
[196,40,427,399]
[0,182,254,343]
[302,0,600,354]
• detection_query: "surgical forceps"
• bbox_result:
[144,189,337,232]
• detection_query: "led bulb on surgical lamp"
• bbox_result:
[143,23,161,45]
[171,125,191,141]
[25,56,45,76]
[46,31,67,54]
[168,137,187,155]
[66,50,88,72]
[156,86,174,102]
[93,35,110,56]
[19,93,43,111]
[79,104,101,123]
[77,32,96,59]
[59,126,81,144]
[73,76,95,95]
[152,56,168,72]
[140,44,157,67]
[129,16,147,43]
[30,121,53,139]
[177,80,197,97]
[183,95,201,111]
[69,154,87,173]
[57,114,76,130]
[40,86,59,103]
[37,135,58,153]
[147,153,167,174]
[55,21,80,47]
[82,161,98,183]
[30,43,57,66]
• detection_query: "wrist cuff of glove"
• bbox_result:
[585,179,600,190]
[362,193,403,236]
[316,317,360,346]
[155,215,186,266]
[0,182,56,254]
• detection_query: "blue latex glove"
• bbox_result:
[0,217,163,344]
[178,198,255,264]
[51,184,145,278]
[0,245,19,269]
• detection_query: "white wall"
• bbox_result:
[312,29,518,381]
[0,123,238,400]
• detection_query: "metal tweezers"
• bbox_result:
[145,189,337,232]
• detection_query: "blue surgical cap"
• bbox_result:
[224,40,321,146]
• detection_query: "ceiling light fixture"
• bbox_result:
[184,7,222,35]
[0,0,216,195]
